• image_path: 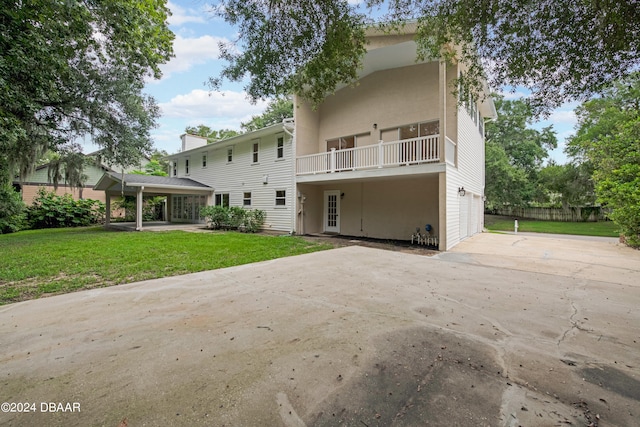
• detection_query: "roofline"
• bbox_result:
[168,122,288,158]
[122,183,213,192]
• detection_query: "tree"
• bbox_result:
[184,125,241,143]
[566,73,640,247]
[211,1,638,113]
[46,145,89,191]
[0,0,174,187]
[537,162,595,209]
[241,98,294,132]
[484,97,557,208]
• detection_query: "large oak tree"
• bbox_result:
[211,0,638,113]
[0,0,174,186]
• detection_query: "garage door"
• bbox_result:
[459,194,469,240]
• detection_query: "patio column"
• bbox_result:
[105,193,111,227]
[136,186,144,231]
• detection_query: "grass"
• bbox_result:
[0,227,332,305]
[484,215,619,237]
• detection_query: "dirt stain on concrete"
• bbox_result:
[305,326,506,426]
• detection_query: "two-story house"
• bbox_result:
[97,24,495,250]
[294,24,496,250]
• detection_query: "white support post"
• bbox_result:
[378,140,384,168]
[105,193,111,227]
[136,186,144,231]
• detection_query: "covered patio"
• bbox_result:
[94,172,213,231]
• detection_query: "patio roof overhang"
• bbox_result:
[95,172,213,197]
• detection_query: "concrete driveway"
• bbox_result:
[1,232,639,426]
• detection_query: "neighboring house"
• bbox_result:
[14,151,150,205]
[96,24,496,250]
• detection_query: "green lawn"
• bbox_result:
[484,215,619,237]
[0,227,332,305]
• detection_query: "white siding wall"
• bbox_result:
[169,130,295,232]
[445,105,485,249]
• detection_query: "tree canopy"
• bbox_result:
[211,0,638,113]
[0,0,174,187]
[184,125,241,143]
[484,97,556,208]
[241,98,293,132]
[566,73,640,247]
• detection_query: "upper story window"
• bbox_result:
[185,158,190,175]
[202,153,207,168]
[398,121,439,140]
[227,147,233,163]
[172,161,177,177]
[276,136,284,159]
[326,135,355,151]
[252,140,260,163]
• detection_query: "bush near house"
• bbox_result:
[27,188,105,229]
[201,206,266,233]
[0,185,26,234]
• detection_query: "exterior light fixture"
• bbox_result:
[458,187,466,196]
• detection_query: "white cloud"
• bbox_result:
[157,34,227,80]
[159,89,268,121]
[167,1,206,26]
[547,109,577,126]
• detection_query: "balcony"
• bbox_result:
[297,135,455,176]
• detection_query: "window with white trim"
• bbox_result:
[215,193,230,207]
[227,147,233,163]
[185,158,190,175]
[202,153,207,168]
[275,190,286,206]
[243,192,251,207]
[172,161,177,177]
[252,140,259,163]
[276,136,284,159]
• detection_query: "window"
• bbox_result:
[326,135,355,151]
[252,140,259,163]
[275,190,286,206]
[185,158,190,175]
[398,121,439,140]
[227,147,233,163]
[276,136,284,159]
[215,193,230,208]
[172,161,177,177]
[243,192,252,207]
[202,153,207,168]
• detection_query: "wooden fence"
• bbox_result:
[487,206,610,222]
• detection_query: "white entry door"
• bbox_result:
[324,190,340,233]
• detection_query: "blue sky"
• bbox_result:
[134,0,579,163]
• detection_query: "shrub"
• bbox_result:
[201,205,265,232]
[201,205,230,229]
[0,185,26,234]
[27,188,105,229]
[241,209,266,233]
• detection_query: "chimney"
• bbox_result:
[180,134,208,151]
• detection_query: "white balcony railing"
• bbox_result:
[296,135,442,175]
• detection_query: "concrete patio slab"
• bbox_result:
[1,232,639,426]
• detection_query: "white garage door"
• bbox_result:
[459,194,469,240]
